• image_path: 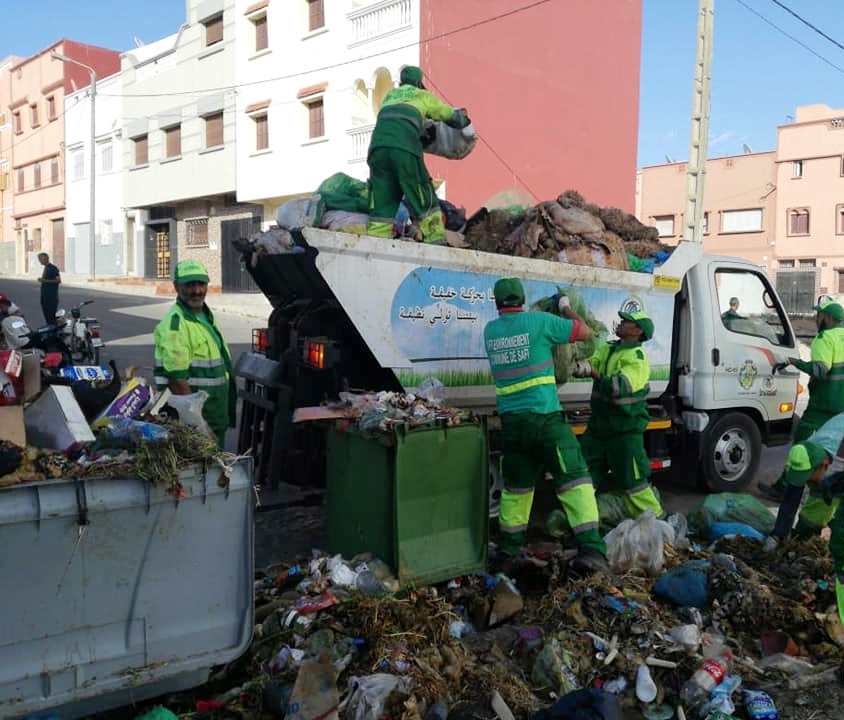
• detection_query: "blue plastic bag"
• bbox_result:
[709,522,765,541]
[653,560,710,608]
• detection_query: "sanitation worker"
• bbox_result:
[153,260,235,449]
[764,411,844,628]
[484,278,608,573]
[366,65,469,244]
[576,310,663,519]
[762,300,844,500]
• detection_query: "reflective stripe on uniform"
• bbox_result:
[556,476,592,495]
[493,358,555,380]
[556,482,600,535]
[191,358,225,368]
[624,482,650,496]
[500,489,535,534]
[571,521,599,535]
[503,485,534,495]
[154,376,168,386]
[188,376,228,387]
[495,374,556,396]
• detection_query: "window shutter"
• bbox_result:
[17,168,24,191]
[205,112,224,148]
[309,99,324,138]
[30,103,38,127]
[205,15,224,46]
[135,135,148,165]
[256,114,269,150]
[33,162,41,188]
[51,157,59,184]
[255,16,268,51]
[308,0,324,31]
[166,125,182,157]
[47,97,55,120]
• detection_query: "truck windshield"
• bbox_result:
[715,269,792,347]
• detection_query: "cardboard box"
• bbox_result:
[24,386,95,450]
[21,352,41,402]
[0,405,25,446]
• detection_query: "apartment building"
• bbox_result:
[235,0,643,222]
[122,0,260,291]
[9,40,120,274]
[0,55,21,274]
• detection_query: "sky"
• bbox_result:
[3,0,844,171]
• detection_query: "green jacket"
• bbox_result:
[587,341,650,435]
[369,84,457,159]
[792,326,844,415]
[153,300,236,445]
[484,310,574,415]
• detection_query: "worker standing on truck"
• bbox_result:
[763,300,844,500]
[153,260,236,449]
[764,412,844,627]
[484,278,608,573]
[366,65,469,244]
[577,310,664,519]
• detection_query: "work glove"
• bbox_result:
[572,360,593,379]
[447,108,471,130]
[772,362,788,375]
[787,357,801,367]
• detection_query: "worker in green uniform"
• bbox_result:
[153,260,236,449]
[762,300,844,500]
[484,278,608,573]
[366,65,470,244]
[764,411,844,627]
[577,310,664,518]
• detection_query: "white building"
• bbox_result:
[121,0,261,290]
[64,73,141,277]
[235,0,419,221]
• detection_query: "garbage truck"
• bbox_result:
[236,229,800,498]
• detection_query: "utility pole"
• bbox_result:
[51,53,97,280]
[683,0,714,244]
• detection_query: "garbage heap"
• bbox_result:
[131,495,844,720]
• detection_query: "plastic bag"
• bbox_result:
[604,510,675,575]
[102,418,170,443]
[709,522,765,541]
[653,560,710,608]
[346,674,412,720]
[531,639,580,696]
[321,210,369,234]
[317,173,369,213]
[689,493,776,536]
[165,391,213,437]
[416,377,445,404]
[276,195,323,230]
[423,121,477,159]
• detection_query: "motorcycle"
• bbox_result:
[56,300,104,365]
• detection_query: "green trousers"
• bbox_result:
[770,407,836,494]
[366,147,445,243]
[498,412,606,557]
[581,431,664,519]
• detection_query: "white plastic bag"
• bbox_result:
[321,210,369,234]
[346,674,412,720]
[276,194,322,230]
[423,121,477,160]
[165,391,213,437]
[604,510,675,576]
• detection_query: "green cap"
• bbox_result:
[619,310,654,341]
[784,441,830,486]
[493,278,526,308]
[814,300,844,322]
[400,66,425,89]
[174,259,210,285]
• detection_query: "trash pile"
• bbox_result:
[123,492,843,720]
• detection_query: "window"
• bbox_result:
[186,218,209,247]
[792,160,803,178]
[16,168,24,192]
[133,134,148,166]
[788,208,810,236]
[99,219,113,246]
[71,149,85,180]
[778,259,795,268]
[254,14,268,51]
[799,258,816,269]
[715,268,791,346]
[838,270,844,294]
[32,228,42,250]
[702,211,709,234]
[307,98,324,139]
[653,214,675,237]
[13,111,21,134]
[50,157,59,184]
[204,14,224,47]
[164,124,182,158]
[308,0,325,32]
[837,204,844,235]
[33,162,41,189]
[30,103,38,128]
[101,142,113,173]
[255,113,269,150]
[205,112,224,148]
[721,208,763,233]
[47,96,56,121]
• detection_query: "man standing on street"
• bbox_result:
[484,278,608,573]
[153,260,236,449]
[578,310,664,519]
[37,252,61,325]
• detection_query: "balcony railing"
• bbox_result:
[348,123,375,163]
[349,0,413,46]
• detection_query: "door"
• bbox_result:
[155,227,172,279]
[51,219,65,271]
[775,269,817,315]
[221,217,261,292]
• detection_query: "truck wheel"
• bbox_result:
[701,412,761,492]
[489,451,503,519]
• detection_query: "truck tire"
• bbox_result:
[701,412,761,492]
[489,451,503,519]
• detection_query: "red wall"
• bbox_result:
[62,40,121,93]
[420,0,642,213]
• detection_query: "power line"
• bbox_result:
[733,0,844,76]
[769,0,844,54]
[99,0,555,99]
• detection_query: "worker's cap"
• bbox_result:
[400,66,425,89]
[618,310,654,341]
[814,300,844,322]
[729,297,739,306]
[784,441,831,487]
[493,278,526,308]
[174,259,210,285]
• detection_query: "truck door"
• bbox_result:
[710,266,798,417]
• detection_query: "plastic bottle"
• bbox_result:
[700,675,742,716]
[680,650,733,709]
[743,690,779,720]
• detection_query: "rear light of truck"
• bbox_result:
[304,340,326,369]
[650,458,671,471]
[252,328,269,354]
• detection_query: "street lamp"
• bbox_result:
[51,52,97,281]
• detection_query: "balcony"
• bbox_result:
[348,123,374,163]
[348,0,413,47]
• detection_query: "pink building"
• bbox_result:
[8,40,120,273]
[0,55,21,273]
[421,0,642,213]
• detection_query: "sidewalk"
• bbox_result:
[10,272,273,321]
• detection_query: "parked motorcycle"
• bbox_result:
[56,300,104,365]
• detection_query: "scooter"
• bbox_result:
[56,300,104,365]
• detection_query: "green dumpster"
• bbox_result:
[326,422,488,586]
